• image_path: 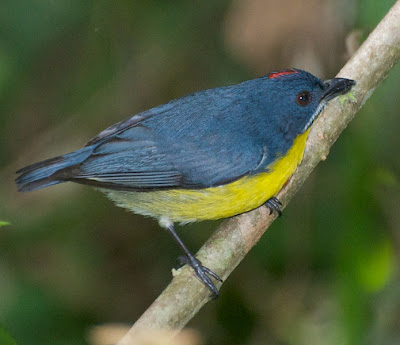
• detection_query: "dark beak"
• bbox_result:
[322,78,356,102]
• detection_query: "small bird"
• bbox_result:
[15,69,355,297]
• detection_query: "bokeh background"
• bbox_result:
[1,0,400,344]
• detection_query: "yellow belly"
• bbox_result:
[103,130,310,223]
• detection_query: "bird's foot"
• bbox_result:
[264,197,283,217]
[177,254,223,299]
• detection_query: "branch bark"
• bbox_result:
[117,1,400,343]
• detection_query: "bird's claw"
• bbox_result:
[264,197,283,217]
[177,254,222,299]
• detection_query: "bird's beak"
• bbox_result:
[321,78,356,102]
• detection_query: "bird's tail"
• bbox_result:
[15,147,94,192]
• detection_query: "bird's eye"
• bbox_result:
[296,91,311,106]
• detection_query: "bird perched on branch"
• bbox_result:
[15,69,355,297]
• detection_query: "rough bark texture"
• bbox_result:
[117,1,400,344]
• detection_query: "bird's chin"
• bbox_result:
[302,101,327,133]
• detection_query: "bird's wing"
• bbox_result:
[73,121,265,190]
[73,87,270,190]
[84,102,176,146]
[74,124,183,189]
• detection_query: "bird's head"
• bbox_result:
[261,69,355,135]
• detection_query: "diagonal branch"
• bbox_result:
[117,1,400,343]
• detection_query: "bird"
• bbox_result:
[15,69,355,297]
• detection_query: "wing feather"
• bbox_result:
[72,85,272,190]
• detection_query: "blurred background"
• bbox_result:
[1,0,400,344]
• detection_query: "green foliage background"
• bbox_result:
[1,1,399,344]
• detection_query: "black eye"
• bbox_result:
[296,91,311,106]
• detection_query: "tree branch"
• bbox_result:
[117,1,400,343]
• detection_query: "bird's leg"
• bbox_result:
[164,223,222,298]
[264,196,283,217]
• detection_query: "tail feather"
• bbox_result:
[15,146,94,192]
